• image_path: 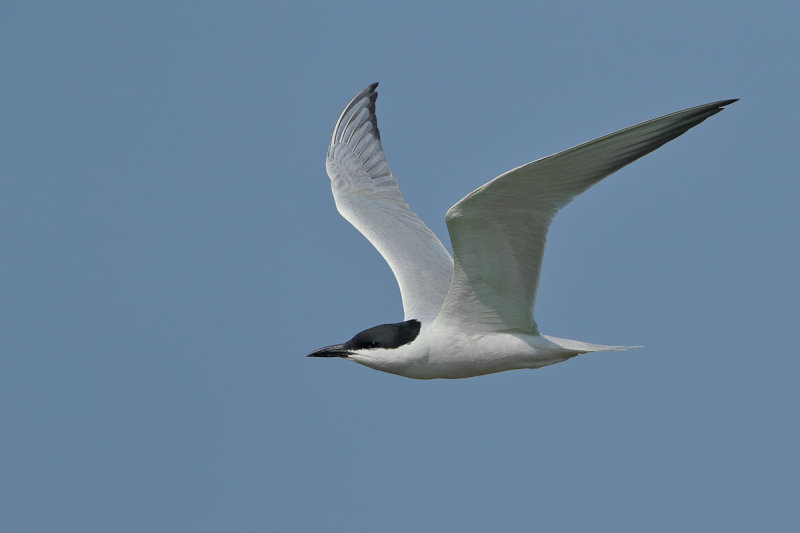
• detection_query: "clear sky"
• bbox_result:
[2,1,798,531]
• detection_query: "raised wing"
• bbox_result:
[326,83,454,322]
[436,99,737,333]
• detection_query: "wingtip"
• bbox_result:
[719,98,739,107]
[330,83,382,146]
[358,82,379,98]
[365,82,379,101]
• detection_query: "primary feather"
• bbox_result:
[326,83,453,322]
[437,99,737,332]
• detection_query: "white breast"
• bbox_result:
[349,325,582,379]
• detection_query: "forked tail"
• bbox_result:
[542,334,643,354]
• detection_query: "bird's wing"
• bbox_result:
[326,83,454,322]
[435,99,737,333]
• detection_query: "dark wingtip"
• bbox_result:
[701,98,737,119]
[358,82,379,98]
[330,83,383,147]
[706,98,738,112]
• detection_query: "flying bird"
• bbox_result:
[309,83,735,379]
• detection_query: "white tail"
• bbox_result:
[543,335,643,354]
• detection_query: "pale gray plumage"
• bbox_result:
[326,83,453,323]
[312,84,736,379]
[437,99,736,333]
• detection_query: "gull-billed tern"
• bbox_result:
[309,83,735,379]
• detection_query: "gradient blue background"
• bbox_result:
[2,1,798,531]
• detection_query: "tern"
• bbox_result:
[309,83,735,379]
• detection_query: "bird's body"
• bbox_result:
[346,324,626,380]
[309,83,735,379]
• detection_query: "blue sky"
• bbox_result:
[2,1,798,531]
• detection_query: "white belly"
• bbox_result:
[352,326,585,379]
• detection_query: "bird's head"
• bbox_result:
[308,319,422,369]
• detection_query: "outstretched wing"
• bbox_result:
[326,83,454,322]
[435,99,737,333]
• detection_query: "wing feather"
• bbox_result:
[436,99,737,332]
[326,84,454,321]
